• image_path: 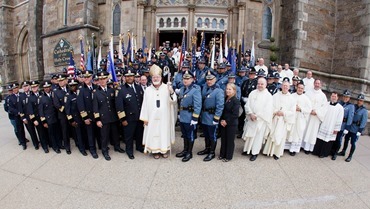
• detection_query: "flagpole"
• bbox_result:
[92,33,97,74]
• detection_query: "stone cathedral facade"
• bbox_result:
[0,0,369,101]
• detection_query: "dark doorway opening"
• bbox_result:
[158,31,185,49]
[196,31,223,50]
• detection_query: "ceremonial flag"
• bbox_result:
[97,40,102,70]
[224,32,228,58]
[108,36,117,82]
[219,36,223,64]
[142,35,147,57]
[200,32,206,58]
[87,45,93,72]
[242,33,245,56]
[132,35,135,62]
[67,53,76,76]
[250,36,256,68]
[210,37,215,69]
[127,33,132,62]
[191,41,197,72]
[148,43,152,61]
[118,34,124,61]
[231,46,236,74]
[80,39,85,71]
[178,29,186,70]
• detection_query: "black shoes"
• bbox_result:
[182,153,192,162]
[91,152,99,159]
[35,146,39,150]
[250,155,258,161]
[176,150,187,158]
[44,148,49,153]
[337,151,346,156]
[197,148,209,155]
[345,156,352,162]
[304,150,310,155]
[80,151,88,156]
[289,152,296,156]
[236,134,242,139]
[203,152,215,161]
[128,154,135,160]
[22,145,27,150]
[319,155,325,158]
[241,151,249,156]
[54,149,61,154]
[136,148,144,153]
[114,147,125,153]
[273,155,279,160]
[103,153,111,161]
[331,154,337,160]
[66,150,72,155]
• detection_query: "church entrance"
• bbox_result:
[158,30,184,49]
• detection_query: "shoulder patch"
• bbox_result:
[79,85,82,89]
[53,88,57,91]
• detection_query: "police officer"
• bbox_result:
[176,71,202,162]
[50,74,59,90]
[331,90,355,160]
[115,69,144,160]
[173,61,190,94]
[39,81,61,153]
[4,85,16,140]
[266,73,278,95]
[7,83,27,149]
[93,71,125,161]
[19,81,40,149]
[77,71,99,159]
[338,94,368,162]
[216,63,229,88]
[273,72,282,90]
[198,70,224,161]
[235,67,248,87]
[195,58,210,88]
[53,74,71,154]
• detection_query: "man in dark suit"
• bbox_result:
[52,74,71,154]
[77,70,99,159]
[93,71,125,161]
[39,81,61,153]
[116,69,144,159]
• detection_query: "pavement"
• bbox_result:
[0,103,370,209]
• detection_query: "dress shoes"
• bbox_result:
[304,150,310,155]
[250,155,258,161]
[289,152,296,156]
[331,154,337,160]
[241,151,249,156]
[197,148,209,155]
[22,145,27,150]
[60,145,65,149]
[273,155,279,160]
[236,134,242,139]
[345,156,352,162]
[103,153,111,161]
[182,153,192,162]
[203,152,215,161]
[114,147,125,153]
[175,151,187,158]
[35,146,39,150]
[136,148,144,153]
[66,150,72,155]
[55,149,61,154]
[91,152,99,159]
[128,154,135,160]
[319,155,325,158]
[337,151,345,156]
[80,151,88,156]
[44,148,49,153]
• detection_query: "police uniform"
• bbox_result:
[176,71,202,162]
[332,90,355,160]
[195,58,210,88]
[27,81,49,152]
[235,67,248,87]
[266,74,278,95]
[52,74,71,153]
[115,69,144,159]
[339,94,368,162]
[93,71,123,161]
[7,83,27,149]
[39,81,61,153]
[172,61,190,93]
[198,71,224,161]
[65,79,88,156]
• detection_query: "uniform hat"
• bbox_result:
[186,53,192,58]
[182,61,190,68]
[93,74,99,81]
[107,79,114,85]
[124,69,136,76]
[274,72,281,79]
[81,70,93,77]
[292,76,300,81]
[133,60,139,65]
[270,62,277,67]
[137,48,143,53]
[67,74,74,80]
[115,68,123,76]
[115,59,122,64]
[343,90,351,96]
[151,54,158,59]
[7,85,13,91]
[21,81,31,87]
[159,52,165,56]
[257,70,266,77]
[30,81,40,87]
[149,64,162,77]
[11,83,20,89]
[114,50,118,55]
[198,58,206,64]
[205,70,217,80]
[182,70,194,79]
[62,67,68,74]
[100,60,107,65]
[228,73,236,79]
[298,80,305,85]
[75,69,82,76]
[138,54,144,59]
[357,94,365,100]
[282,77,290,83]
[226,62,231,67]
[218,63,226,69]
[57,74,67,81]
[239,66,247,72]
[249,67,257,74]
[98,71,109,79]
[141,68,149,73]
[135,72,141,77]
[267,73,275,79]
[51,74,58,79]
[42,81,52,88]
[147,61,153,66]
[68,79,78,86]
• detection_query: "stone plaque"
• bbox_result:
[53,39,74,66]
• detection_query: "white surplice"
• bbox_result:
[317,102,344,142]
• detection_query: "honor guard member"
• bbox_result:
[142,66,152,86]
[290,76,300,93]
[176,70,202,162]
[238,68,257,138]
[266,73,278,95]
[150,54,158,65]
[27,81,49,153]
[65,79,88,156]
[216,63,229,87]
[198,70,224,161]
[132,60,141,73]
[77,70,99,159]
[51,74,59,90]
[332,90,355,160]
[7,83,27,149]
[39,81,61,153]
[338,94,368,162]
[158,52,169,69]
[235,67,248,87]
[195,58,210,88]
[19,81,40,149]
[53,74,71,154]
[115,69,144,159]
[93,71,125,161]
[4,85,16,140]
[173,61,190,94]
[273,72,282,90]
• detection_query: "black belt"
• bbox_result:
[353,121,361,126]
[180,106,194,112]
[203,108,215,114]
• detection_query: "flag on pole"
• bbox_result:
[200,32,206,58]
[231,45,236,74]
[67,52,76,76]
[127,33,132,62]
[148,43,152,61]
[118,34,124,61]
[108,36,117,82]
[242,33,245,56]
[191,38,197,72]
[178,29,186,71]
[131,35,134,62]
[142,35,147,57]
[219,36,223,64]
[97,40,102,70]
[210,37,216,69]
[87,45,93,72]
[224,32,228,58]
[250,36,255,68]
[79,38,85,71]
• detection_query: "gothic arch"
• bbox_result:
[17,26,30,81]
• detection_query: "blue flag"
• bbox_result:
[200,32,206,58]
[127,37,132,62]
[87,51,93,72]
[231,47,236,74]
[192,43,197,72]
[142,36,147,57]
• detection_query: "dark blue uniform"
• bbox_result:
[7,93,27,148]
[115,83,144,158]
[19,92,40,149]
[333,101,355,156]
[39,92,61,153]
[52,86,70,151]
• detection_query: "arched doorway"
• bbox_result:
[20,32,30,81]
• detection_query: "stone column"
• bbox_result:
[227,6,233,44]
[150,6,156,48]
[291,0,308,67]
[237,2,246,43]
[137,1,146,50]
[188,4,195,46]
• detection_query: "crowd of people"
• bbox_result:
[3,45,368,163]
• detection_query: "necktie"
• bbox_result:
[132,85,136,94]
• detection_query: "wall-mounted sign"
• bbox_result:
[53,39,73,66]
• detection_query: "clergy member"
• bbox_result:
[285,81,312,156]
[140,64,177,159]
[242,77,273,161]
[302,79,328,154]
[263,81,296,160]
[312,92,344,158]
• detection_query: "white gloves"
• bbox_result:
[343,130,349,135]
[190,120,198,125]
[175,89,180,94]
[212,121,218,125]
[356,132,361,137]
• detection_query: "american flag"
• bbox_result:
[80,39,85,71]
[108,36,117,82]
[178,30,186,70]
[68,53,76,76]
[200,32,206,58]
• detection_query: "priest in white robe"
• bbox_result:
[242,78,273,161]
[313,92,344,158]
[140,64,177,159]
[263,81,296,160]
[302,79,328,154]
[285,81,312,155]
